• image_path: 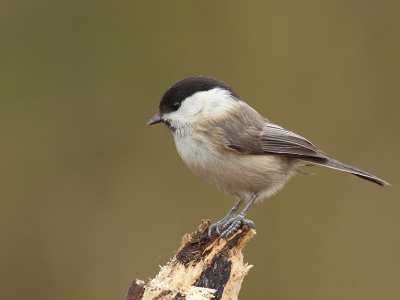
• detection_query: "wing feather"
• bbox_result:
[259,123,326,158]
[218,105,325,159]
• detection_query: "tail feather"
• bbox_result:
[301,157,390,186]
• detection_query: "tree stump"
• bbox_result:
[125,219,255,300]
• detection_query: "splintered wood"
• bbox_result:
[125,220,255,300]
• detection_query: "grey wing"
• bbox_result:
[220,121,264,154]
[259,122,326,158]
[220,117,389,186]
[214,103,265,154]
[221,115,326,159]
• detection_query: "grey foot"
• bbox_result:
[208,215,255,239]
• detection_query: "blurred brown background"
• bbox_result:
[1,1,399,299]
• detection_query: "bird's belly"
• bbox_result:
[174,132,295,201]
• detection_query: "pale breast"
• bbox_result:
[173,126,296,202]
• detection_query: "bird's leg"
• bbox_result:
[236,193,259,219]
[208,199,243,237]
[208,193,259,238]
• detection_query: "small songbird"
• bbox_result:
[148,76,389,238]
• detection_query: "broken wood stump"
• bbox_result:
[125,219,256,300]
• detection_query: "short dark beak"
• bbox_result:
[147,113,163,125]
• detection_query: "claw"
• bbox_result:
[208,215,255,239]
[208,194,259,238]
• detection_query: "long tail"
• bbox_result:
[301,157,390,186]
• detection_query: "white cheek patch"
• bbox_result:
[165,88,236,126]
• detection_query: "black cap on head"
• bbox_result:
[158,76,241,114]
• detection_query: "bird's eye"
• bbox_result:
[171,102,181,111]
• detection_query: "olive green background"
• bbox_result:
[1,1,399,299]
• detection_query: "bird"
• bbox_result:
[147,76,390,238]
